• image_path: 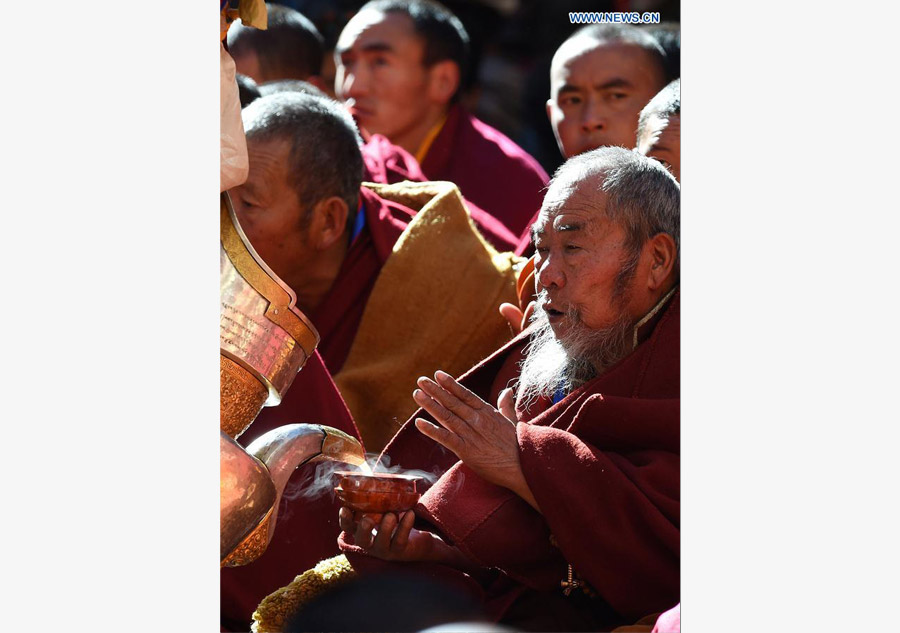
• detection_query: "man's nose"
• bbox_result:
[340,67,369,99]
[536,255,564,290]
[580,97,606,132]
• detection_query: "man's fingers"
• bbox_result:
[371,513,397,551]
[522,300,536,329]
[499,302,525,333]
[355,516,376,548]
[338,506,355,533]
[417,375,474,420]
[415,418,464,457]
[413,384,470,433]
[433,370,488,411]
[390,510,416,551]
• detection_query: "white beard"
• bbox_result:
[517,293,633,413]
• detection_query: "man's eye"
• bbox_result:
[535,246,549,257]
[372,56,389,67]
[564,244,581,252]
[607,92,628,102]
[648,155,671,170]
[560,95,581,106]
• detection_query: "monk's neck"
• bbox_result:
[390,106,449,159]
[284,238,349,316]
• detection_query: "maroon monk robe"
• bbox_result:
[341,292,680,631]
[311,185,411,375]
[364,132,519,252]
[459,194,519,252]
[220,351,362,632]
[420,103,549,238]
[514,207,541,258]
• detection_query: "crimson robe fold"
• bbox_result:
[420,103,549,238]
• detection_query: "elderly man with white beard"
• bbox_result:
[336,146,680,631]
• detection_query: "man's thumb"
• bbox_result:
[497,387,517,422]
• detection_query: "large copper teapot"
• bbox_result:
[219,193,364,566]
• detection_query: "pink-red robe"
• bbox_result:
[420,104,549,239]
[362,133,427,185]
[342,291,680,630]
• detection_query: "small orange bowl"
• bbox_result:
[334,472,422,513]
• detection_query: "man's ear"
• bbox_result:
[427,60,460,105]
[310,196,350,250]
[644,233,678,291]
[545,98,554,124]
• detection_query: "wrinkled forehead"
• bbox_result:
[535,172,608,234]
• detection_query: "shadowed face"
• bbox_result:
[228,137,314,286]
[547,40,666,158]
[335,10,434,143]
[638,113,680,182]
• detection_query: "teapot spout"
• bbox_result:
[221,424,365,567]
[246,424,364,497]
[320,426,367,468]
[247,424,365,551]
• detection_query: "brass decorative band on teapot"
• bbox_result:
[220,192,320,438]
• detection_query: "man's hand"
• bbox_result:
[413,371,540,511]
[339,507,435,562]
[338,506,478,571]
[499,300,536,335]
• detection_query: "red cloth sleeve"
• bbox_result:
[517,394,680,621]
[415,461,566,592]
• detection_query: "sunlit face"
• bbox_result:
[335,10,434,143]
[531,177,640,340]
[638,113,680,182]
[547,40,666,158]
[228,138,314,288]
